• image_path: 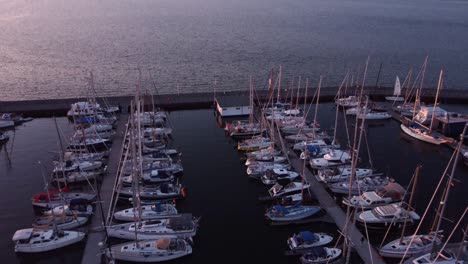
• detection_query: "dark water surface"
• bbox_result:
[1,0,468,101]
[1,103,467,264]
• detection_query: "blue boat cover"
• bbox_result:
[306,145,320,153]
[273,205,288,214]
[74,116,97,124]
[154,202,162,212]
[300,231,318,243]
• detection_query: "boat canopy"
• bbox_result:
[376,182,406,199]
[12,228,34,241]
[306,145,321,153]
[273,205,289,214]
[299,231,319,243]
[306,247,327,258]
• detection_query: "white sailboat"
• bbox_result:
[400,70,450,145]
[106,238,192,262]
[386,76,404,101]
[12,228,85,253]
[107,97,192,263]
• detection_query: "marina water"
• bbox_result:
[1,103,467,263]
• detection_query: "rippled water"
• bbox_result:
[0,0,467,101]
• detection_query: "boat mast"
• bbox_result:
[303,79,308,123]
[313,76,322,133]
[53,117,68,187]
[429,122,467,260]
[277,65,282,103]
[249,77,254,125]
[345,59,369,264]
[429,69,443,132]
[400,165,421,244]
[333,72,349,147]
[295,76,301,112]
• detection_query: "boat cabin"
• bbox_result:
[215,96,251,117]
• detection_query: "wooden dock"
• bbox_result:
[80,115,127,264]
[267,117,387,264]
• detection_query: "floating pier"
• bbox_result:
[80,115,127,264]
[266,114,387,264]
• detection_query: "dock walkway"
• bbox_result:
[80,115,127,264]
[267,117,386,264]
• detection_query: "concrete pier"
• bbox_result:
[1,86,468,117]
[80,115,127,264]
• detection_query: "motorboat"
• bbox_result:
[300,247,342,264]
[267,182,311,199]
[261,169,300,185]
[356,203,420,228]
[342,182,405,210]
[287,231,333,252]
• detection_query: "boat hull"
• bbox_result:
[400,124,448,145]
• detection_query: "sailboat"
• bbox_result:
[386,76,404,101]
[400,70,450,145]
[106,238,192,262]
[13,165,86,253]
[400,124,467,263]
[228,79,264,139]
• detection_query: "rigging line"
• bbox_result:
[363,126,373,170]
[398,143,458,262]
[431,207,468,264]
[379,165,418,249]
[105,118,130,226]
